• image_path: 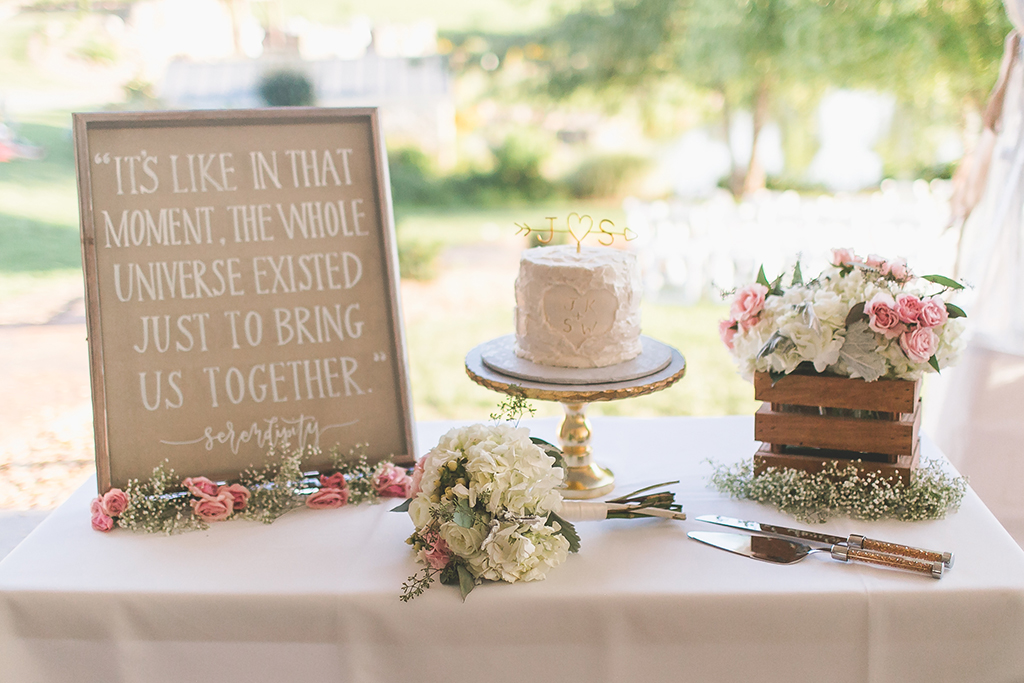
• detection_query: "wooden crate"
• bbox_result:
[752,371,922,484]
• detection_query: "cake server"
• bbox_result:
[696,514,954,568]
[687,531,943,578]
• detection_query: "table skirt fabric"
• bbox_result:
[2,416,1023,683]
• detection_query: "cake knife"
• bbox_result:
[695,514,954,568]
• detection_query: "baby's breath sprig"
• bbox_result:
[238,447,307,524]
[330,442,379,504]
[708,457,967,523]
[490,386,535,426]
[118,461,205,534]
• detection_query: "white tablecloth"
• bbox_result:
[2,416,1023,683]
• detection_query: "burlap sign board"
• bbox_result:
[73,108,415,491]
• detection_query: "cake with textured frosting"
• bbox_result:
[514,245,642,368]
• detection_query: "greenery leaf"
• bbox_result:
[531,437,565,468]
[769,369,787,386]
[457,564,475,601]
[945,303,967,319]
[453,498,475,528]
[547,511,581,553]
[390,498,412,513]
[928,355,941,373]
[837,320,886,382]
[770,273,784,296]
[757,330,795,360]
[756,265,770,287]
[791,261,803,286]
[922,274,965,290]
[845,301,867,327]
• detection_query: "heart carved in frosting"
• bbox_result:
[542,285,617,350]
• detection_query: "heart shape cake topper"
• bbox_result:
[566,212,593,250]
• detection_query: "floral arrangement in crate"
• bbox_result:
[719,249,967,383]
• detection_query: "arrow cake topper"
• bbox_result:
[515,212,638,253]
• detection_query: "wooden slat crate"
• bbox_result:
[752,371,922,484]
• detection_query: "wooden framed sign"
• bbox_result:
[73,108,415,491]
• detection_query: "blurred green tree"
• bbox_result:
[537,0,1010,193]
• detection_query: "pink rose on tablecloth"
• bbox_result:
[306,487,350,509]
[90,496,104,516]
[865,292,905,339]
[419,530,451,570]
[730,284,768,325]
[100,488,129,517]
[894,293,923,324]
[91,512,114,532]
[899,326,939,364]
[319,472,348,490]
[183,476,218,498]
[719,319,738,350]
[409,458,426,497]
[831,247,857,267]
[372,462,413,498]
[190,491,234,522]
[918,297,949,328]
[217,483,250,511]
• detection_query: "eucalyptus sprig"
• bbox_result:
[707,458,967,523]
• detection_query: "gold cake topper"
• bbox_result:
[515,213,638,253]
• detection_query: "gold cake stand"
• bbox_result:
[465,336,686,499]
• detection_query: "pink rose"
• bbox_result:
[719,319,738,350]
[899,326,939,364]
[894,293,923,324]
[100,488,129,517]
[865,254,885,270]
[419,530,451,570]
[91,512,114,532]
[885,257,909,282]
[409,459,426,497]
[90,496,104,516]
[831,247,857,267]
[306,487,350,509]
[730,283,768,324]
[217,483,250,511]
[918,297,949,328]
[865,292,905,339]
[319,472,348,490]
[183,476,218,498]
[372,462,413,498]
[190,491,234,522]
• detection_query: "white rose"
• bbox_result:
[408,492,434,529]
[439,520,487,559]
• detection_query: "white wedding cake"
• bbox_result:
[514,245,643,368]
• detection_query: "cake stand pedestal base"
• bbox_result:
[465,339,686,499]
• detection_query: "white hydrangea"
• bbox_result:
[478,520,570,583]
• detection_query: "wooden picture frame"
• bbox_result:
[73,108,415,491]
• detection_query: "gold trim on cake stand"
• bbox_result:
[465,337,686,499]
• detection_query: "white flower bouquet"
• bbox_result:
[720,249,967,383]
[398,421,684,601]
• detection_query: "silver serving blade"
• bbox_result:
[696,514,845,546]
[688,530,814,565]
[695,514,953,568]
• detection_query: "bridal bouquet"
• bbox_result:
[720,249,967,382]
[399,420,684,601]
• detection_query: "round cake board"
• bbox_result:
[480,335,673,385]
